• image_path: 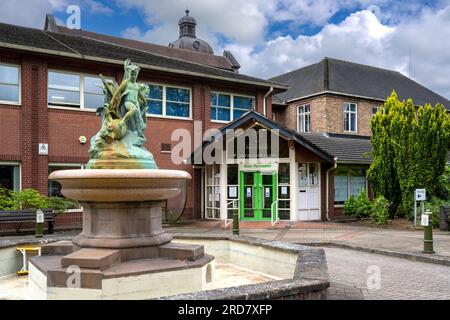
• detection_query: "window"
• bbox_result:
[297,104,311,132]
[226,164,239,219]
[0,64,20,103]
[211,92,254,122]
[205,165,221,219]
[372,106,380,117]
[344,103,357,132]
[146,84,191,119]
[334,166,367,205]
[84,76,104,110]
[0,164,20,191]
[48,71,111,110]
[278,163,291,220]
[48,165,83,197]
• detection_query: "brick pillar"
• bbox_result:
[21,59,48,195]
[255,91,264,114]
[266,93,273,119]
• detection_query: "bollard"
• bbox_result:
[35,209,44,238]
[232,209,239,236]
[422,209,434,254]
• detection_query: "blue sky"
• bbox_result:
[1,0,450,98]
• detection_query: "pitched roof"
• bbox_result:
[299,133,373,164]
[0,22,286,90]
[189,110,334,163]
[270,57,450,109]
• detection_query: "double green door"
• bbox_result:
[240,171,277,221]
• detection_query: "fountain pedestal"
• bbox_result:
[28,169,215,300]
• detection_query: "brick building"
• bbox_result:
[0,13,448,222]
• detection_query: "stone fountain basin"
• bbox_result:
[48,169,191,202]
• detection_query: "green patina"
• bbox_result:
[86,59,158,169]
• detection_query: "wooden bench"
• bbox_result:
[0,209,54,234]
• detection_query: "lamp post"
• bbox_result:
[232,209,239,236]
[422,209,434,254]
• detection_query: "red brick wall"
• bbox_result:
[0,106,21,160]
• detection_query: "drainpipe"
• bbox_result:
[325,157,338,221]
[262,86,274,116]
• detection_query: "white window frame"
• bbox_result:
[343,102,358,133]
[297,104,311,133]
[0,161,22,191]
[372,105,380,117]
[146,82,192,120]
[210,91,255,124]
[205,164,221,219]
[333,165,368,207]
[48,70,113,112]
[0,63,21,105]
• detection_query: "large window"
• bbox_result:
[344,103,357,132]
[48,71,111,110]
[205,164,221,219]
[0,64,20,103]
[334,166,367,205]
[297,104,311,132]
[147,84,191,119]
[0,164,20,191]
[211,92,254,122]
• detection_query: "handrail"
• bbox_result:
[224,199,239,229]
[271,199,279,226]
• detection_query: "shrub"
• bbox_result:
[370,196,390,225]
[344,190,372,219]
[47,197,78,215]
[14,189,48,210]
[0,188,17,210]
[425,197,450,228]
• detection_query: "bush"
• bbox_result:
[47,197,78,215]
[0,188,17,210]
[14,189,48,210]
[370,196,390,225]
[344,190,372,219]
[425,197,450,228]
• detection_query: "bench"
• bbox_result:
[0,209,54,234]
[440,205,450,231]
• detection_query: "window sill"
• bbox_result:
[48,106,97,112]
[147,114,192,121]
[0,101,21,106]
[211,120,230,124]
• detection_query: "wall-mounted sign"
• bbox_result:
[239,163,278,172]
[38,143,48,156]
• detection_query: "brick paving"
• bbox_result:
[325,247,450,300]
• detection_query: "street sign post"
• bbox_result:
[414,189,426,227]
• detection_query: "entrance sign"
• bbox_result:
[239,163,278,172]
[415,189,426,201]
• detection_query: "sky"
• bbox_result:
[0,0,449,99]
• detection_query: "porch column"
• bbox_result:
[220,155,228,220]
[289,142,297,221]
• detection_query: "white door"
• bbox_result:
[298,163,321,221]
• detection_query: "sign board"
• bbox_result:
[281,186,288,195]
[415,189,426,201]
[228,186,237,198]
[265,187,270,198]
[38,143,49,156]
[36,210,44,224]
[239,163,278,172]
[421,214,429,227]
[246,187,252,197]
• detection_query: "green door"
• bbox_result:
[240,171,277,221]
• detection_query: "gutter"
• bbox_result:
[263,86,274,116]
[325,157,338,221]
[0,41,287,90]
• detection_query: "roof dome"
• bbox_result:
[169,10,214,55]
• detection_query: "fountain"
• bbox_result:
[24,59,330,300]
[28,60,214,299]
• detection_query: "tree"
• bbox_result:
[368,91,450,218]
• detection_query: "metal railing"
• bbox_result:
[224,199,239,229]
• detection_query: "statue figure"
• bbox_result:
[87,59,157,169]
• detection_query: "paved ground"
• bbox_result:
[325,247,450,300]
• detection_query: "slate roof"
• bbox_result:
[0,22,286,90]
[299,133,373,164]
[270,57,450,110]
